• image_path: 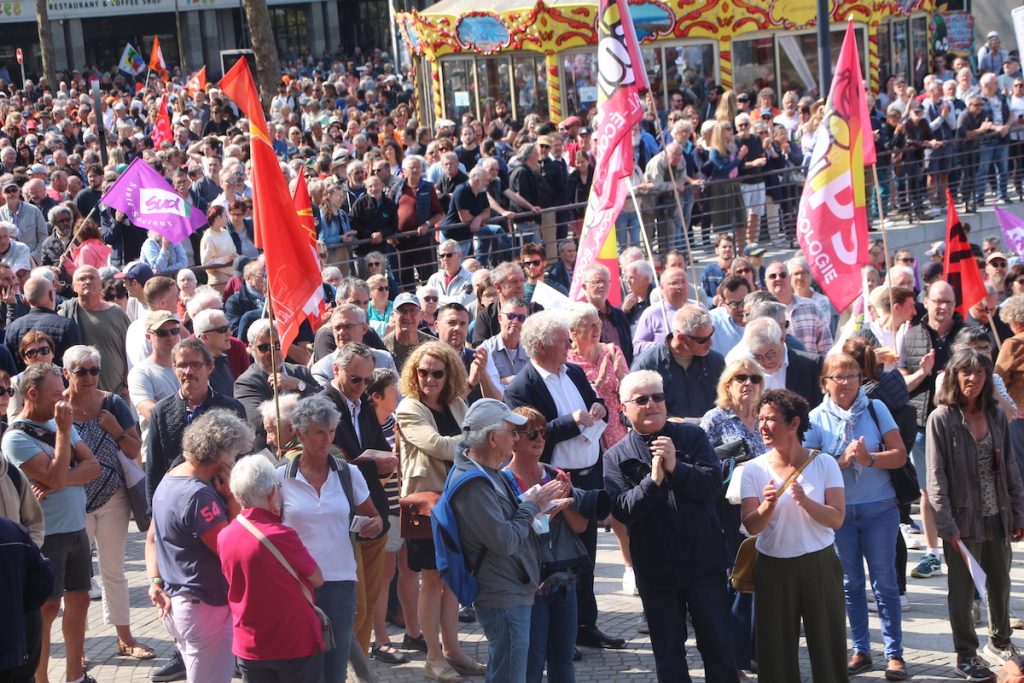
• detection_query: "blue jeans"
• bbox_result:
[476,604,532,683]
[474,224,514,268]
[615,211,641,247]
[315,580,355,683]
[976,142,1010,201]
[527,585,577,683]
[834,499,903,659]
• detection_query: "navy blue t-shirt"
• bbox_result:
[443,183,489,242]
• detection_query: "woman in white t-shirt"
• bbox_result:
[741,389,846,682]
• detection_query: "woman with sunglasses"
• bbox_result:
[63,345,152,660]
[396,342,484,682]
[802,353,908,680]
[9,331,58,421]
[416,285,441,336]
[366,273,394,338]
[364,249,400,298]
[0,369,12,433]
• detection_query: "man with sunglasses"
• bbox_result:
[0,176,47,262]
[604,369,735,683]
[124,276,180,371]
[127,311,181,457]
[764,261,833,356]
[425,240,475,307]
[480,298,531,399]
[191,308,238,397]
[631,305,725,419]
[520,242,566,301]
[5,274,79,370]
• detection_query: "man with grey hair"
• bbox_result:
[253,394,298,464]
[604,369,734,681]
[311,305,395,388]
[731,317,822,406]
[0,176,47,261]
[5,273,80,367]
[426,240,475,306]
[763,260,833,356]
[312,278,387,360]
[643,141,691,252]
[631,304,725,418]
[127,311,182,458]
[442,167,512,268]
[580,263,635,366]
[446,398,565,681]
[391,154,444,289]
[632,266,697,357]
[0,220,32,272]
[193,308,237,396]
[505,309,622,651]
[481,296,531,396]
[976,71,1013,206]
[472,261,542,344]
[225,259,266,338]
[39,204,74,268]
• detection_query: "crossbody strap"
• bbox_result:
[777,449,818,496]
[235,514,315,607]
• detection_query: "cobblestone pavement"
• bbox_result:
[46,522,1024,682]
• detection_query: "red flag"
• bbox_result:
[149,37,168,81]
[185,67,207,99]
[568,0,649,307]
[219,59,323,353]
[795,21,874,313]
[152,94,173,148]
[943,189,986,318]
[292,172,326,326]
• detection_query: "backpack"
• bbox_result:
[432,467,492,606]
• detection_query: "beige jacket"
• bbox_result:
[397,397,468,497]
[0,456,44,546]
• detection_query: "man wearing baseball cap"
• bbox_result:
[382,293,434,372]
[114,262,154,324]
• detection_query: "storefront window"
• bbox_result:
[642,47,665,104]
[271,7,308,59]
[663,43,716,104]
[476,57,511,120]
[733,36,776,97]
[562,51,597,116]
[441,58,477,121]
[513,55,548,119]
[777,27,866,98]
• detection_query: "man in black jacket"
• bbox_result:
[224,259,266,338]
[349,174,397,260]
[472,262,542,345]
[5,275,80,369]
[604,369,734,682]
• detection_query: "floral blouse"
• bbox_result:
[700,406,767,457]
[567,343,628,449]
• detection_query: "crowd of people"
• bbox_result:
[1,30,1024,683]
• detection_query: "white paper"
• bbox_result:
[579,419,607,445]
[957,540,988,599]
[117,452,145,488]
[531,281,570,311]
[350,515,374,533]
[454,91,470,107]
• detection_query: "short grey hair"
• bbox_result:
[619,370,663,402]
[336,277,369,302]
[520,309,569,359]
[259,394,299,425]
[185,286,223,318]
[247,318,273,344]
[23,275,51,305]
[322,266,342,281]
[334,342,374,371]
[582,263,610,282]
[48,205,72,224]
[0,221,18,238]
[20,363,62,396]
[568,302,599,331]
[490,261,524,286]
[463,419,505,449]
[182,409,254,467]
[290,395,341,434]
[333,303,367,324]
[1002,295,1024,326]
[176,269,198,286]
[673,305,711,335]
[624,259,655,280]
[230,454,278,508]
[749,300,788,328]
[63,344,101,369]
[193,308,229,334]
[743,317,784,351]
[439,239,462,256]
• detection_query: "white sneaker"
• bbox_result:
[901,524,924,549]
[901,594,910,611]
[622,566,638,596]
[89,579,101,601]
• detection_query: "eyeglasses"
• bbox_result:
[990,260,1008,268]
[23,346,52,358]
[367,261,381,267]
[766,272,788,280]
[522,259,543,268]
[501,312,527,322]
[736,123,750,128]
[69,366,101,377]
[422,296,439,303]
[895,256,914,263]
[417,368,446,379]
[439,252,458,259]
[517,428,549,441]
[625,393,666,406]
[827,373,860,384]
[202,325,230,335]
[725,300,744,310]
[586,279,609,287]
[733,374,763,385]
[397,308,418,318]
[929,298,955,307]
[683,331,714,345]
[0,386,12,397]
[752,348,779,364]
[374,285,388,292]
[256,342,282,353]
[344,372,371,385]
[151,326,181,338]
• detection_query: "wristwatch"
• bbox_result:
[296,379,307,393]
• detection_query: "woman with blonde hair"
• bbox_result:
[200,206,238,292]
[395,342,483,681]
[366,273,394,338]
[704,121,748,244]
[715,90,739,124]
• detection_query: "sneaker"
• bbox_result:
[151,651,187,682]
[900,524,924,549]
[89,579,101,600]
[622,566,638,596]
[973,599,982,625]
[458,604,476,623]
[982,640,1018,666]
[911,553,942,578]
[901,594,910,612]
[637,613,649,634]
[955,656,995,680]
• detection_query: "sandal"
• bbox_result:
[425,660,463,682]
[371,642,408,665]
[446,656,487,676]
[118,641,156,660]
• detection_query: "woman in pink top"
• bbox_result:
[65,219,111,274]
[566,302,628,449]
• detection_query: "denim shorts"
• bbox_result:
[41,528,92,600]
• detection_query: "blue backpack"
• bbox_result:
[432,467,492,605]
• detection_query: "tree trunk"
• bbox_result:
[239,0,280,110]
[35,0,56,89]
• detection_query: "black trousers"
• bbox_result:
[237,652,324,683]
[567,462,602,630]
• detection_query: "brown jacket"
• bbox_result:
[396,397,468,497]
[995,334,1024,409]
[926,404,1024,543]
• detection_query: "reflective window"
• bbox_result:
[877,22,891,86]
[777,27,866,99]
[733,36,776,96]
[642,47,666,103]
[271,7,308,58]
[441,59,477,121]
[663,44,716,105]
[909,15,929,88]
[513,55,548,118]
[477,57,512,119]
[562,52,598,116]
[890,19,909,84]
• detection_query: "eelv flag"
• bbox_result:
[219,58,324,353]
[568,0,648,307]
[795,21,875,312]
[943,189,987,319]
[100,158,204,244]
[118,43,146,76]
[149,37,169,81]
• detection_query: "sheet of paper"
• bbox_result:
[957,540,987,599]
[579,419,607,445]
[350,515,374,534]
[531,281,570,311]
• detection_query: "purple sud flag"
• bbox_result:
[101,158,206,243]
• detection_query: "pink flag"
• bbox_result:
[152,94,173,148]
[568,0,649,307]
[101,158,206,244]
[995,206,1024,258]
[795,21,874,312]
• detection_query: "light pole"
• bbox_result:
[817,0,831,97]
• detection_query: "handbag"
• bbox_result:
[117,452,150,533]
[399,491,440,540]
[730,450,819,593]
[236,514,335,651]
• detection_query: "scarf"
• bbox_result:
[819,388,870,478]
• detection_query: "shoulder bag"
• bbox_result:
[394,421,441,540]
[236,514,335,651]
[731,450,819,593]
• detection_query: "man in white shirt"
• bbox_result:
[127,310,181,454]
[425,239,474,307]
[311,305,395,387]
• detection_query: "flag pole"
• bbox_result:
[627,178,672,334]
[870,164,898,335]
[264,286,285,455]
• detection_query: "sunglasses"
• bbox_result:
[23,346,52,358]
[766,272,788,280]
[417,368,446,379]
[733,374,763,385]
[522,259,543,268]
[203,325,230,335]
[367,261,381,267]
[345,372,371,385]
[374,285,388,292]
[683,331,714,345]
[0,386,12,397]
[422,296,439,303]
[151,326,181,338]
[625,393,666,406]
[439,252,458,259]
[990,260,1008,267]
[502,312,527,322]
[256,342,282,353]
[70,366,101,377]
[517,428,549,441]
[734,267,752,274]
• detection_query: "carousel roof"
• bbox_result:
[417,0,582,16]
